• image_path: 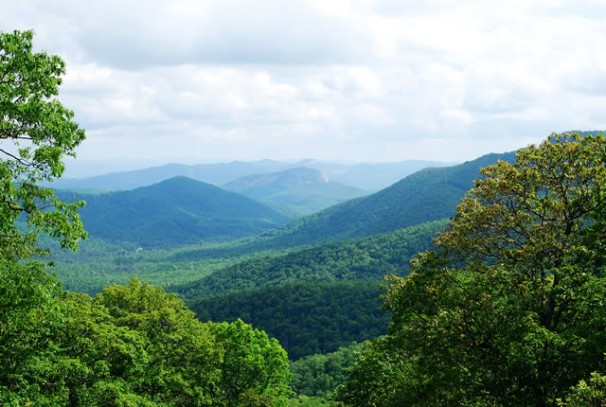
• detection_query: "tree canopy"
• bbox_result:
[0,28,89,404]
[338,133,606,406]
[0,29,86,260]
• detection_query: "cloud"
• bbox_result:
[39,0,369,69]
[2,0,606,168]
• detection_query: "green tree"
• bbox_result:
[0,29,294,406]
[0,30,86,259]
[339,133,606,406]
[0,260,65,404]
[95,278,222,406]
[560,372,606,407]
[0,29,87,405]
[211,319,291,406]
[290,343,362,399]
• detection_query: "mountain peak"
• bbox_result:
[74,176,289,247]
[222,167,366,216]
[224,167,331,191]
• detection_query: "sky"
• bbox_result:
[3,0,606,174]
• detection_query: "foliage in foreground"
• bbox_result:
[338,133,606,406]
[560,372,606,406]
[0,29,87,260]
[0,274,292,406]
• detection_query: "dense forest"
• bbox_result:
[193,281,389,360]
[3,29,606,406]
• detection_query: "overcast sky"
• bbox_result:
[3,0,606,173]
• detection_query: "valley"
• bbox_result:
[48,151,514,402]
[14,133,606,405]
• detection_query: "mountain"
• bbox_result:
[62,176,290,247]
[222,167,368,216]
[52,159,455,193]
[235,151,517,250]
[306,160,458,192]
[53,160,292,192]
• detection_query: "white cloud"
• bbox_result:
[2,0,606,169]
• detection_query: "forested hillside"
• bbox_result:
[175,219,445,298]
[193,281,388,360]
[63,176,290,247]
[241,151,516,250]
[174,221,445,359]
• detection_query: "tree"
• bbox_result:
[290,343,363,400]
[95,278,222,406]
[0,260,66,404]
[211,319,292,406]
[561,372,606,407]
[0,29,86,260]
[0,30,293,406]
[0,29,87,404]
[339,133,606,406]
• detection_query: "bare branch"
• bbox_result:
[0,147,32,166]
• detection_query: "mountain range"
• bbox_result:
[233,151,517,251]
[57,151,515,252]
[52,159,456,193]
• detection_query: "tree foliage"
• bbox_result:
[0,30,86,259]
[193,282,389,360]
[290,343,362,400]
[1,276,293,405]
[561,372,606,407]
[211,319,291,406]
[339,133,606,406]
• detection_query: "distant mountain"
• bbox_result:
[238,151,516,250]
[222,167,368,216]
[51,159,455,193]
[53,160,292,192]
[61,176,289,247]
[305,160,458,192]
